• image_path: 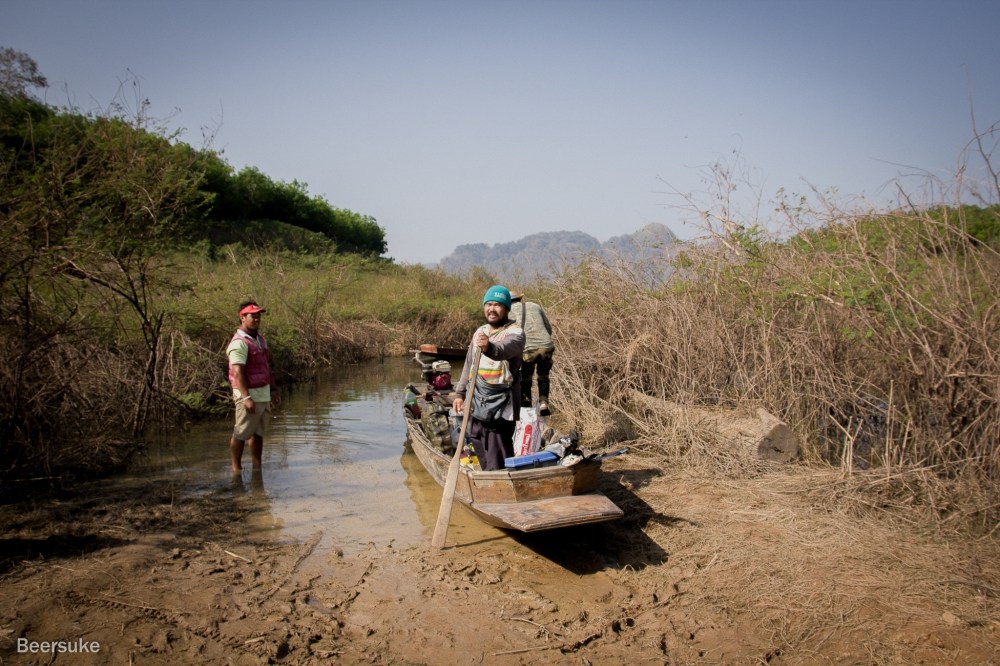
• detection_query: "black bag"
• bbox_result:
[470,376,511,423]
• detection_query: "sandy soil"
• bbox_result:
[1,459,998,665]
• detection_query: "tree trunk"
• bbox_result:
[628,390,799,463]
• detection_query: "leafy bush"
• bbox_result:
[199,163,387,255]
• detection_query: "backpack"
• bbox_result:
[420,396,453,453]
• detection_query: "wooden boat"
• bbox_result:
[410,343,468,366]
[403,384,624,532]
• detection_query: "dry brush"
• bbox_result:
[546,206,1000,532]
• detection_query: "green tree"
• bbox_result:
[1,90,211,481]
[0,47,47,100]
[201,165,387,255]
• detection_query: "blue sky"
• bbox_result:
[4,0,998,264]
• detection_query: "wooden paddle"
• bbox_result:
[431,347,481,549]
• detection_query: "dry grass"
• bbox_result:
[542,204,1000,535]
[603,462,1000,662]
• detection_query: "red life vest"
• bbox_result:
[228,330,273,389]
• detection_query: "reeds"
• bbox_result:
[547,204,1000,532]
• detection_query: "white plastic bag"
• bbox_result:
[512,407,542,456]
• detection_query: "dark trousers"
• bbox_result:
[468,418,515,471]
[520,348,553,406]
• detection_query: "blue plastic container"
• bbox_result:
[504,450,559,470]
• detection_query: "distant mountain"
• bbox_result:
[437,223,678,283]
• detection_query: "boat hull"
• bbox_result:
[405,418,623,532]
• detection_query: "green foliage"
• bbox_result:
[1,98,211,254]
[0,47,48,100]
[72,117,211,253]
[0,94,387,258]
[927,204,1000,247]
[0,95,56,160]
[159,248,482,390]
[199,164,387,256]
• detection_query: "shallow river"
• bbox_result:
[136,357,507,556]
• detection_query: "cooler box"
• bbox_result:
[504,450,559,470]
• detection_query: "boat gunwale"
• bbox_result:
[404,417,596,481]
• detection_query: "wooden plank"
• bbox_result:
[472,495,623,532]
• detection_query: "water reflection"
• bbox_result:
[228,468,266,494]
[124,354,635,602]
[136,358,448,555]
[398,449,504,547]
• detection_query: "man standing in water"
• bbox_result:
[227,301,280,472]
[452,285,525,471]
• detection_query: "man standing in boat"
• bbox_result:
[227,301,280,473]
[510,292,555,415]
[452,285,526,471]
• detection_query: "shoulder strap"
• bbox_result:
[487,321,515,337]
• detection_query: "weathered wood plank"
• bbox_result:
[472,495,623,531]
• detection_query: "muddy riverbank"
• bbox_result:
[1,455,997,665]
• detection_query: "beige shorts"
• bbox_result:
[233,400,271,440]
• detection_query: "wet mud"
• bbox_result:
[1,458,998,665]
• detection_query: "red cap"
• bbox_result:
[239,304,266,316]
